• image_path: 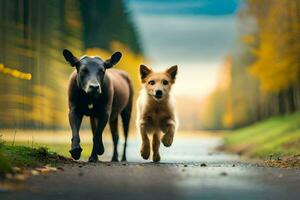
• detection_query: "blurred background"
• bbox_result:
[0,0,299,159]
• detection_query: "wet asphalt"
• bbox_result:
[1,135,300,200]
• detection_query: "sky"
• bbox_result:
[126,0,242,100]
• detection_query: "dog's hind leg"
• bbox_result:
[120,104,132,161]
[109,118,119,162]
[152,132,161,162]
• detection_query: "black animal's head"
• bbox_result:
[63,49,122,96]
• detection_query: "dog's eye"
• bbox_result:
[162,80,169,85]
[148,80,155,85]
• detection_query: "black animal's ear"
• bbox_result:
[62,49,79,67]
[166,65,178,81]
[140,64,152,82]
[104,52,122,68]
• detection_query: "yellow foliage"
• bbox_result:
[85,41,145,95]
[200,0,300,129]
[0,63,32,80]
[241,35,255,45]
[0,41,144,128]
[216,57,232,91]
[222,101,234,129]
[248,0,300,92]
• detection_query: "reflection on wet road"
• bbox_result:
[110,135,239,164]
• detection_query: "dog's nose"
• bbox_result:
[89,84,100,91]
[155,90,163,97]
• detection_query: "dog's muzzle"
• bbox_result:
[154,90,163,99]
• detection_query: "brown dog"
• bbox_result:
[63,49,133,162]
[136,65,178,162]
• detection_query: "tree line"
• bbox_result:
[0,0,143,129]
[199,0,300,129]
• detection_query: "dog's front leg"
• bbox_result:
[69,107,83,160]
[139,121,150,160]
[152,132,161,162]
[89,111,109,162]
[161,119,176,147]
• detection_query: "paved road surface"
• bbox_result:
[1,135,300,200]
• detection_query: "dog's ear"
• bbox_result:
[63,49,79,67]
[104,52,122,68]
[166,65,178,80]
[140,64,152,82]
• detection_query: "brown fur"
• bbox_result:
[136,65,178,162]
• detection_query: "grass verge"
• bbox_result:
[223,111,300,168]
[0,144,69,178]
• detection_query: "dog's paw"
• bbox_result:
[153,153,161,162]
[69,146,82,160]
[88,155,99,163]
[161,134,173,147]
[140,145,150,160]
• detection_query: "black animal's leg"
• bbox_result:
[89,112,109,162]
[69,108,83,160]
[109,118,119,162]
[90,117,98,136]
[121,107,131,161]
[90,117,104,155]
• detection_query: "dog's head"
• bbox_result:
[63,49,122,96]
[139,64,178,101]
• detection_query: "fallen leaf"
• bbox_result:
[14,174,27,181]
[13,167,22,173]
[31,170,40,176]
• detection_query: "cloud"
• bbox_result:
[126,0,241,99]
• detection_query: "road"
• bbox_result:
[1,134,300,200]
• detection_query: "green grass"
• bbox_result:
[0,144,69,177]
[0,151,13,176]
[1,145,65,167]
[3,141,103,159]
[224,112,300,158]
[0,139,13,176]
[0,129,113,161]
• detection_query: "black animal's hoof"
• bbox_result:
[121,156,127,162]
[88,155,98,163]
[111,157,119,162]
[69,147,82,160]
[97,146,105,155]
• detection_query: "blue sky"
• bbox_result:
[128,0,240,15]
[126,0,243,99]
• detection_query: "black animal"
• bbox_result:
[63,49,133,162]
